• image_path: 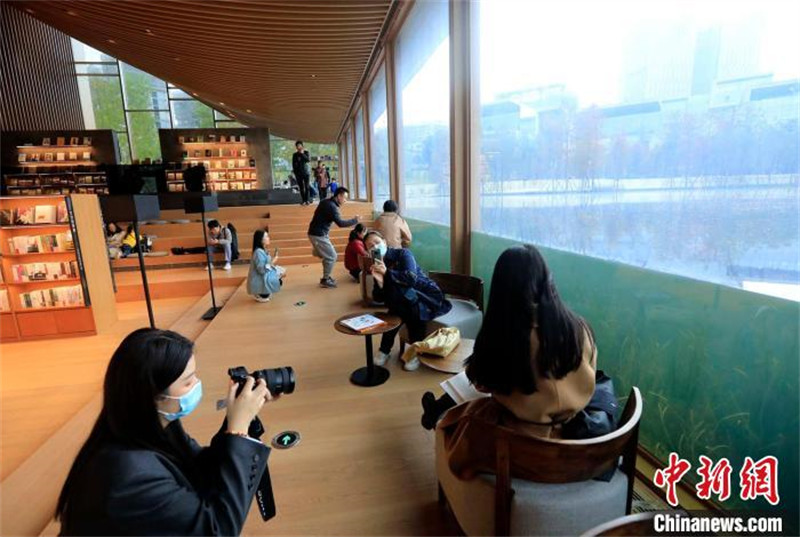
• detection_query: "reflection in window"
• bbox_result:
[395,0,450,225]
[369,66,391,210]
[475,0,800,299]
[355,107,367,199]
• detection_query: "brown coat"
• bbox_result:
[438,327,597,479]
[375,212,412,248]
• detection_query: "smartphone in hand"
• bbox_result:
[273,248,279,258]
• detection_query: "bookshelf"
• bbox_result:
[159,128,271,192]
[0,194,117,342]
[1,130,119,197]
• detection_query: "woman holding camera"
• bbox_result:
[57,328,277,536]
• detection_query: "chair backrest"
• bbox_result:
[429,271,484,312]
[499,386,642,484]
[493,387,642,536]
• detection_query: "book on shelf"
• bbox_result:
[209,134,217,142]
[193,150,201,157]
[14,206,35,225]
[339,314,386,333]
[11,261,79,282]
[83,136,92,145]
[56,153,65,162]
[34,205,57,224]
[240,149,247,157]
[19,284,84,310]
[240,135,246,142]
[56,201,68,223]
[68,152,77,161]
[42,137,51,146]
[44,153,53,162]
[0,289,9,312]
[205,149,212,157]
[219,135,226,143]
[82,151,91,160]
[178,136,185,144]
[0,210,12,226]
[7,231,74,254]
[30,153,40,162]
[18,153,26,163]
[70,137,79,145]
[56,137,66,146]
[227,159,236,168]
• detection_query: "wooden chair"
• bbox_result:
[399,272,484,354]
[580,512,658,537]
[436,387,643,536]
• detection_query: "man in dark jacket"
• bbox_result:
[307,187,360,288]
[292,140,312,206]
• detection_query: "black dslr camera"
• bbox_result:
[228,366,296,396]
[226,366,295,440]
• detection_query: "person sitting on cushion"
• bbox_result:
[363,231,452,371]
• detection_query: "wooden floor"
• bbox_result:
[5,259,667,536]
[177,263,462,535]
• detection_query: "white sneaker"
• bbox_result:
[374,351,391,366]
[403,356,421,371]
[205,263,214,271]
[254,295,271,303]
[223,262,232,271]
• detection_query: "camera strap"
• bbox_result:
[256,465,276,521]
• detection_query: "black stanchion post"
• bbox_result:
[184,194,222,320]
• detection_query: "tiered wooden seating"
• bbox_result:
[110,202,373,270]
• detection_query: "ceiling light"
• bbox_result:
[24,8,35,14]
[145,29,153,35]
[219,102,225,106]
[107,39,116,44]
[311,74,317,78]
[246,109,252,113]
[66,10,77,16]
[174,57,180,61]
[192,92,198,97]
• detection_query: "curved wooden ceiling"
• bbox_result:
[9,0,394,142]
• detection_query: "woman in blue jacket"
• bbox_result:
[364,231,451,371]
[57,328,278,536]
[247,229,286,302]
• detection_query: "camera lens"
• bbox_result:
[259,367,296,395]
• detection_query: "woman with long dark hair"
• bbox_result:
[247,229,286,302]
[57,328,277,536]
[421,245,597,447]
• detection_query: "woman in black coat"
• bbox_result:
[57,328,277,536]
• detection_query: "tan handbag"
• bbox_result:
[401,326,461,364]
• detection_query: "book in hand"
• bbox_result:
[340,314,386,333]
[440,371,490,405]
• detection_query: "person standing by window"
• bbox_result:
[313,161,330,200]
[292,141,312,206]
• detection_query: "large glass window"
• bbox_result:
[127,111,170,162]
[345,128,356,193]
[474,0,800,298]
[120,63,168,111]
[394,0,451,224]
[355,107,368,200]
[369,66,391,210]
[269,136,337,188]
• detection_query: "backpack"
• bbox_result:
[226,222,240,261]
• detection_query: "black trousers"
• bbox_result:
[380,315,427,354]
[319,186,328,199]
[297,176,310,203]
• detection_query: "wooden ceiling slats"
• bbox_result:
[9,0,394,142]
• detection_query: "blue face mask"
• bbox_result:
[374,242,388,258]
[158,380,202,421]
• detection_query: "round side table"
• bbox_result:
[334,312,402,387]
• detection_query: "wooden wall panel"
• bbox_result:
[0,3,84,132]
